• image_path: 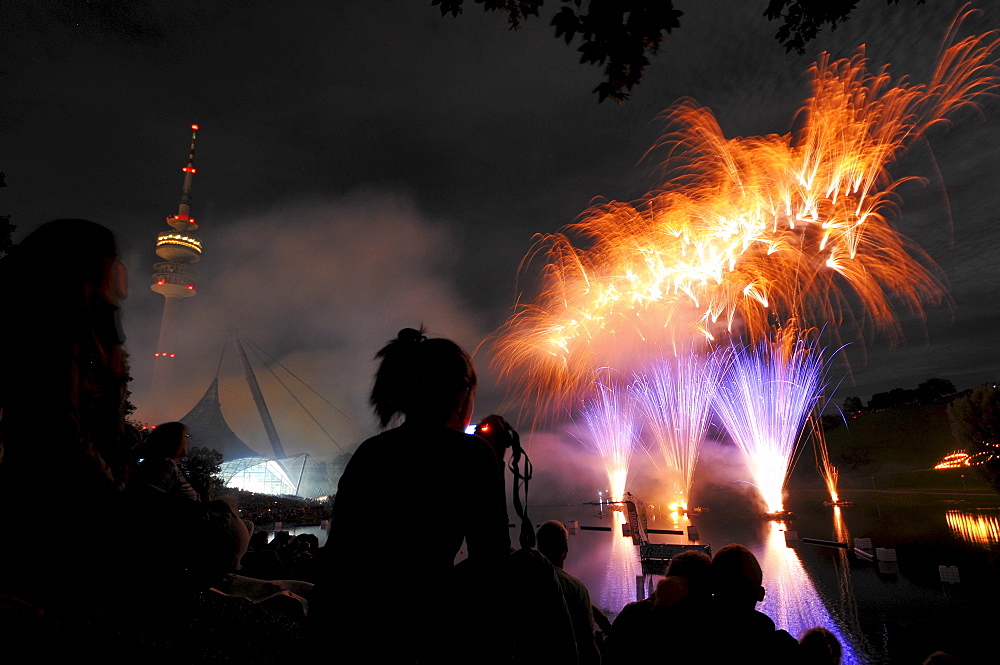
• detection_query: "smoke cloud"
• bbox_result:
[126,191,496,461]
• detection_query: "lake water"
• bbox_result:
[273,487,1000,664]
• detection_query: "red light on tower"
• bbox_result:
[191,124,199,131]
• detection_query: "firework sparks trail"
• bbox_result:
[572,375,639,502]
[492,14,998,415]
[632,352,722,510]
[809,413,840,502]
[712,330,829,513]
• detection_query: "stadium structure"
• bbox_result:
[178,329,353,498]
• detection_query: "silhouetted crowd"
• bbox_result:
[0,220,969,663]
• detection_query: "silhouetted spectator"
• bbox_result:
[309,326,509,664]
[536,519,600,665]
[704,543,799,664]
[0,219,136,639]
[249,530,271,551]
[592,605,612,661]
[605,548,711,664]
[240,531,294,581]
[799,626,842,664]
[506,545,579,665]
[286,534,319,581]
[129,421,251,590]
[136,422,201,501]
[656,548,712,610]
[297,532,320,552]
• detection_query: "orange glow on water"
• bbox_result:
[946,510,1000,545]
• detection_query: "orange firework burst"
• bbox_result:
[492,13,998,416]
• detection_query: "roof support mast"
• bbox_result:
[231,327,286,458]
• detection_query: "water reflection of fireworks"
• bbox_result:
[946,510,1000,545]
[758,521,865,665]
[830,506,870,658]
[600,509,643,614]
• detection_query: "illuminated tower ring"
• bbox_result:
[148,124,203,420]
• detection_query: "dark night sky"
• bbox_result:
[4,0,999,461]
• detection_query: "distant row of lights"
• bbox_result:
[934,450,993,469]
[153,352,177,358]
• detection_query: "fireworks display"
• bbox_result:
[492,12,997,512]
[493,18,998,414]
[573,374,639,502]
[711,330,829,513]
[810,414,841,503]
[633,352,722,510]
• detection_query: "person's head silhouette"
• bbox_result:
[369,326,477,431]
[710,543,766,609]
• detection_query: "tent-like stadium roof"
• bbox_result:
[180,378,262,461]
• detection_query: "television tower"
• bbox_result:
[148,124,203,421]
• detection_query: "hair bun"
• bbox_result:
[397,328,426,344]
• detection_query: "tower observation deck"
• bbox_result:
[148,124,204,422]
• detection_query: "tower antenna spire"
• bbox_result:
[177,123,200,221]
[147,124,205,423]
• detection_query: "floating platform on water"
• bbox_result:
[823,500,854,507]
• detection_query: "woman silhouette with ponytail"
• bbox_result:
[310,326,509,664]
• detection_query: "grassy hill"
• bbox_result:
[788,403,992,491]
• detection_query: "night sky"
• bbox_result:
[5,0,999,462]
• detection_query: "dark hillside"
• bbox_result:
[788,403,993,491]
[827,404,955,471]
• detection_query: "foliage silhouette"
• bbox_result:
[947,383,1000,491]
[434,0,929,102]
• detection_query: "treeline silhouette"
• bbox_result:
[825,378,957,430]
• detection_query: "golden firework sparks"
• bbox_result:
[492,16,998,417]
